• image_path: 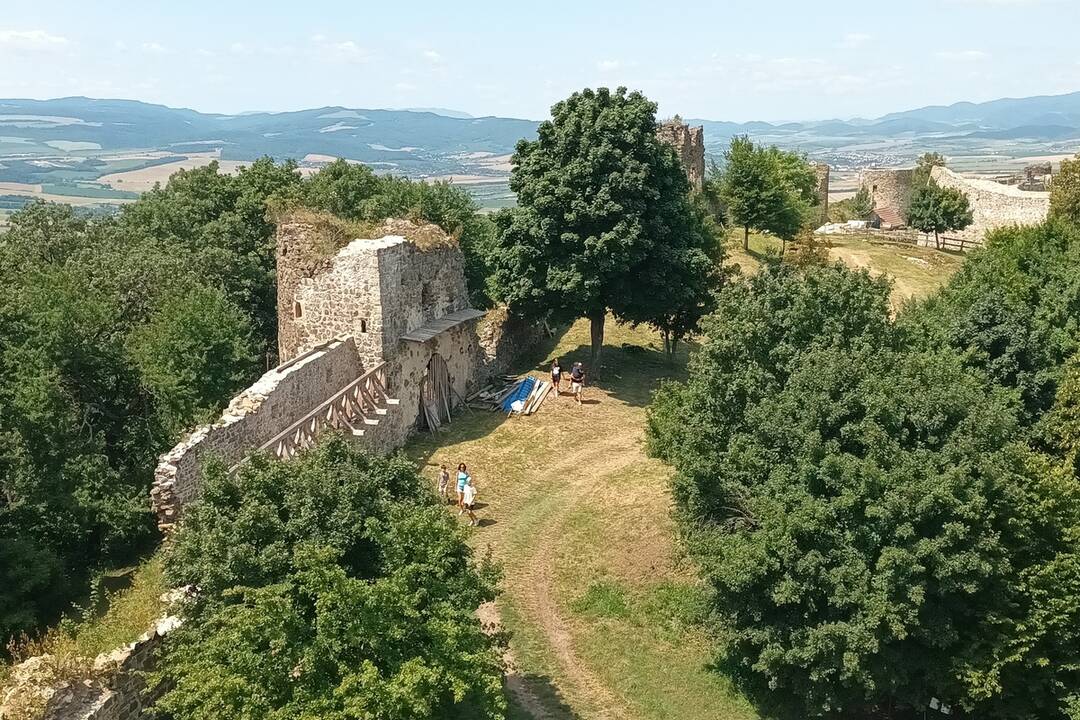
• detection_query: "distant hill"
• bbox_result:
[2,91,1080,184]
[0,97,536,176]
[400,107,474,119]
[879,91,1080,129]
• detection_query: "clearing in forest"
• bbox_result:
[406,319,758,720]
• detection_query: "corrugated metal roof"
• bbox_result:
[400,308,486,343]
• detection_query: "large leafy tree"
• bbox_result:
[717,136,818,252]
[906,180,973,248]
[492,86,716,364]
[1050,153,1080,225]
[649,241,1080,719]
[155,438,505,720]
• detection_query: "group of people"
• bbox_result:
[437,462,480,526]
[432,357,589,526]
[549,358,586,404]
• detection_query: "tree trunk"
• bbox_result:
[934,230,941,250]
[743,225,750,251]
[589,312,605,369]
[780,237,786,258]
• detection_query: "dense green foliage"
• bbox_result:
[0,157,499,648]
[295,159,498,307]
[155,438,505,720]
[648,222,1080,718]
[492,87,719,363]
[906,180,974,248]
[1050,153,1080,226]
[713,136,819,251]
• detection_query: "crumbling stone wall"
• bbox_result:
[151,337,362,531]
[931,165,1050,244]
[2,615,180,720]
[656,116,705,191]
[279,219,469,367]
[860,168,915,216]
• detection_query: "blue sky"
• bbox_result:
[1,0,1076,121]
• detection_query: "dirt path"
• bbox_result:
[408,322,757,720]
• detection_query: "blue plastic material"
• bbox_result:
[500,377,536,413]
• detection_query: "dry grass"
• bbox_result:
[96,152,247,192]
[406,319,756,720]
[724,230,962,309]
[1,555,167,719]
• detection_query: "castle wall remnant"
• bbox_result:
[151,337,362,530]
[153,216,536,528]
[2,613,180,720]
[860,168,915,218]
[930,165,1050,244]
[656,116,705,191]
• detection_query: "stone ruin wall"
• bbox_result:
[930,165,1050,243]
[860,168,915,216]
[656,117,705,191]
[279,219,470,367]
[2,614,180,720]
[150,337,362,531]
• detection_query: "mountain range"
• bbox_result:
[2,91,1080,183]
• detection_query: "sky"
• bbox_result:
[1,0,1077,122]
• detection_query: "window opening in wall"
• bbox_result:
[422,282,433,308]
[293,301,303,318]
[360,318,368,333]
[872,184,878,193]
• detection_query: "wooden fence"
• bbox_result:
[259,362,398,460]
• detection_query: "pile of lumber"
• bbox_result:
[465,375,553,416]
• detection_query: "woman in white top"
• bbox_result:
[461,479,479,527]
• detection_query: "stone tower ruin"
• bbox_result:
[656,115,705,191]
[152,214,532,531]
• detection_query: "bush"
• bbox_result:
[155,437,506,719]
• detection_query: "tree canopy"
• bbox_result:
[154,437,505,720]
[714,136,819,251]
[1050,153,1080,226]
[648,223,1080,718]
[906,180,973,248]
[491,86,719,365]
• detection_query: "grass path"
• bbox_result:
[406,320,757,720]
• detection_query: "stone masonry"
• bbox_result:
[930,165,1050,244]
[152,216,535,531]
[813,163,830,224]
[656,116,705,191]
[151,336,362,530]
[860,168,915,218]
[1,612,181,720]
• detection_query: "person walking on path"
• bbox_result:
[550,358,562,397]
[461,477,479,526]
[456,463,470,507]
[570,362,586,405]
[437,464,451,504]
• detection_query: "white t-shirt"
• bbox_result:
[462,484,477,506]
